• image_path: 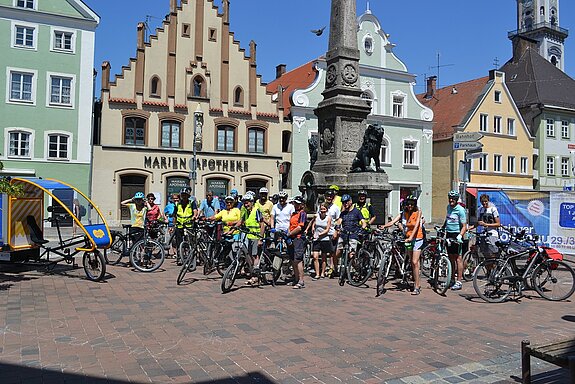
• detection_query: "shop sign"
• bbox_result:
[144,156,249,173]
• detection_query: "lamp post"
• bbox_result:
[192,104,203,198]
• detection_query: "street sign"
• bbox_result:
[453,142,483,150]
[466,151,484,159]
[454,132,484,142]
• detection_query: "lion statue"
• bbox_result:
[351,124,385,172]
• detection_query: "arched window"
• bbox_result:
[380,137,390,164]
[245,179,268,195]
[192,76,205,98]
[233,86,244,107]
[361,91,374,114]
[47,133,70,160]
[160,120,181,148]
[150,76,160,96]
[248,127,265,153]
[120,174,147,220]
[124,116,146,146]
[551,56,558,66]
[540,6,545,16]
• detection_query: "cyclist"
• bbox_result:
[255,187,274,226]
[236,194,265,286]
[354,190,376,226]
[230,188,242,209]
[311,202,333,280]
[174,187,199,264]
[443,190,467,290]
[477,194,500,258]
[288,196,308,289]
[334,194,367,276]
[381,195,424,295]
[120,192,147,242]
[329,185,342,210]
[324,189,341,277]
[270,193,279,205]
[271,191,294,235]
[198,190,220,218]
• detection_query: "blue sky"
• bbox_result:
[84,0,575,95]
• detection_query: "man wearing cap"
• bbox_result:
[288,196,308,289]
[324,189,341,276]
[354,190,376,225]
[329,185,342,210]
[334,194,367,278]
[174,187,199,265]
[230,189,243,210]
[236,193,265,285]
[255,187,273,226]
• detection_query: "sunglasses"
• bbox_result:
[148,197,155,200]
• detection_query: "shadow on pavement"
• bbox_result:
[0,361,277,383]
[562,314,575,322]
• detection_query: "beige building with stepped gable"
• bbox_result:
[92,0,292,224]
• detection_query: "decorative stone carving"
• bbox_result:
[308,136,318,169]
[293,116,306,133]
[319,118,335,154]
[342,63,358,85]
[326,65,337,86]
[351,124,385,172]
[292,90,310,107]
[422,129,433,143]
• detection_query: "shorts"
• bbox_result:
[312,240,333,254]
[288,237,305,261]
[337,237,358,252]
[446,232,462,255]
[405,239,424,251]
[246,238,260,257]
[479,234,499,257]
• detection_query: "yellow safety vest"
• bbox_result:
[176,203,195,228]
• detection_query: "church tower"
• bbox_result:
[511,0,568,70]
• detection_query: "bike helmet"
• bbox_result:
[259,187,269,194]
[324,189,335,197]
[224,195,235,202]
[180,187,191,195]
[278,191,288,199]
[133,192,145,199]
[242,194,254,202]
[341,194,352,203]
[230,188,238,196]
[405,194,417,203]
[293,196,305,204]
[329,184,340,191]
[447,190,460,199]
[358,190,367,196]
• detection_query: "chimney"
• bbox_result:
[276,64,286,79]
[101,61,110,91]
[425,76,437,99]
[137,22,145,49]
[511,35,537,63]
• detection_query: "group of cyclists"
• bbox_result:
[118,183,503,295]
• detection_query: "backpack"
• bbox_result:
[79,205,87,217]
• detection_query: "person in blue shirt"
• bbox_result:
[198,190,220,218]
[443,190,467,290]
[333,194,366,278]
[231,188,243,209]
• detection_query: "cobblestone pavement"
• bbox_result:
[0,236,573,383]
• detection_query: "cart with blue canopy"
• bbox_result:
[0,177,111,281]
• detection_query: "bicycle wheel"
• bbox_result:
[178,241,195,270]
[532,259,575,301]
[177,246,197,285]
[473,259,514,303]
[130,239,165,272]
[83,250,106,281]
[432,254,452,296]
[420,243,435,278]
[215,244,232,276]
[221,259,240,293]
[462,249,480,282]
[376,251,391,296]
[106,233,126,265]
[338,251,347,287]
[346,248,372,287]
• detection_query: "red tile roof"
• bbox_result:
[266,61,319,116]
[108,97,136,104]
[142,100,169,107]
[417,76,489,141]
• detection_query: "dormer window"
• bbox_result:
[16,0,35,9]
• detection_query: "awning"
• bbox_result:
[466,187,477,197]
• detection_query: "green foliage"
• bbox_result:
[0,176,25,197]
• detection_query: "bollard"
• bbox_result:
[521,339,531,384]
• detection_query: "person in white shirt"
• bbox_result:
[271,191,294,233]
[477,194,501,258]
[324,189,341,277]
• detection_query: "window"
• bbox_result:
[248,128,265,153]
[392,96,404,118]
[9,71,34,102]
[493,154,502,172]
[403,141,417,166]
[546,156,555,175]
[507,156,515,173]
[54,31,73,51]
[48,134,69,159]
[507,118,516,136]
[562,157,570,177]
[161,121,180,148]
[234,86,243,107]
[49,76,73,106]
[479,154,488,171]
[521,157,528,174]
[124,117,146,146]
[14,25,35,48]
[546,119,555,137]
[182,24,191,38]
[493,116,502,134]
[150,76,160,96]
[380,138,390,164]
[282,131,291,153]
[16,0,35,9]
[562,121,570,139]
[217,125,235,152]
[494,90,502,103]
[9,131,31,157]
[208,28,217,41]
[479,114,488,132]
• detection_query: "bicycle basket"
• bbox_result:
[543,247,563,269]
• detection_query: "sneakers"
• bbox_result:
[451,280,462,291]
[292,281,305,289]
[411,287,421,295]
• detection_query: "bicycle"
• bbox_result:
[376,229,411,295]
[221,230,251,293]
[427,227,453,296]
[106,221,165,272]
[345,229,377,287]
[336,229,367,287]
[27,211,106,281]
[473,232,575,302]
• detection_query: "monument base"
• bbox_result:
[300,170,392,225]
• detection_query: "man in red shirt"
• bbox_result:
[288,196,308,289]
